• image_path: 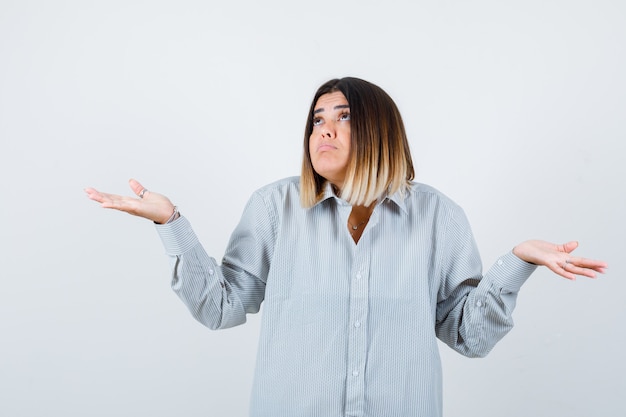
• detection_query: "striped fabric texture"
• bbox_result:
[155,177,537,417]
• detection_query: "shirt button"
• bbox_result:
[476,300,483,307]
[497,259,503,266]
[208,269,215,275]
[352,370,359,377]
[355,273,362,280]
[354,321,361,328]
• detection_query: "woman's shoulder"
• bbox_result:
[405,181,464,213]
[249,177,301,204]
[407,181,452,200]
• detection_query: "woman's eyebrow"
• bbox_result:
[313,104,350,114]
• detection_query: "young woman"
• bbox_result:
[85,77,606,417]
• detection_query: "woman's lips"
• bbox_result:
[317,144,337,152]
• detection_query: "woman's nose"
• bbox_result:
[322,122,336,138]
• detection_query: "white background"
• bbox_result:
[1,1,624,416]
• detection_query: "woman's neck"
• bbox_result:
[348,203,375,243]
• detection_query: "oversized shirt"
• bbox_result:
[155,177,537,417]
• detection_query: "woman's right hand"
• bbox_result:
[85,178,176,224]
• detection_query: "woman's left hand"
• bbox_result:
[513,240,607,280]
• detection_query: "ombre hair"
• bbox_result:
[301,77,415,208]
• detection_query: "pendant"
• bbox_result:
[352,225,358,230]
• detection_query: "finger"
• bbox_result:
[567,257,608,273]
[561,241,579,254]
[84,187,100,200]
[100,194,131,209]
[128,178,147,198]
[85,188,135,210]
[561,256,608,279]
[550,262,577,281]
[562,262,597,279]
[84,187,110,204]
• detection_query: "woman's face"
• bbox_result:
[309,91,351,189]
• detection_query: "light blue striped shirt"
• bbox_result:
[155,177,537,417]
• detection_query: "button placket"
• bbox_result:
[344,248,370,417]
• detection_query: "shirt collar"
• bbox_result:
[314,182,342,206]
[384,190,408,215]
[314,181,409,215]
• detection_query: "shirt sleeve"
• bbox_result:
[154,191,275,330]
[434,206,537,357]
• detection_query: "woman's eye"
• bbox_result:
[339,113,351,121]
[312,117,323,126]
